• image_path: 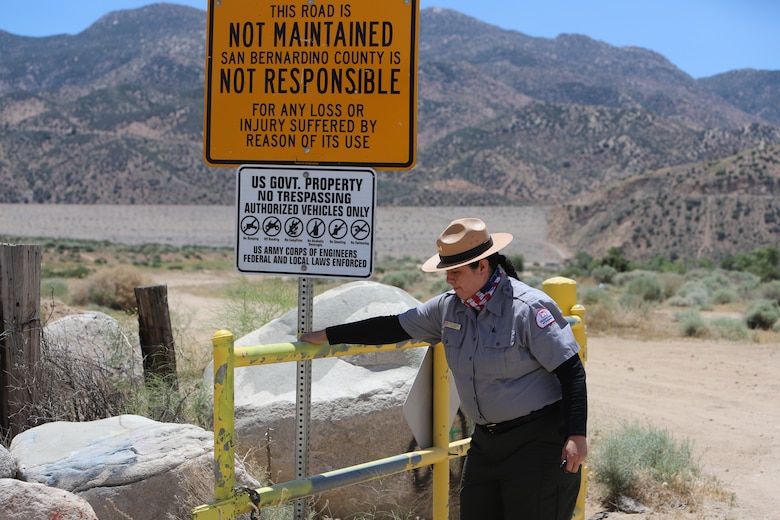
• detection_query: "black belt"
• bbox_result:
[478,402,559,435]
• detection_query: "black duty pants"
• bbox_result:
[460,403,581,520]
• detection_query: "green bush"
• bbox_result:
[216,277,297,339]
[522,274,544,289]
[675,310,708,338]
[41,278,70,301]
[580,285,613,306]
[711,288,737,305]
[721,246,780,281]
[592,422,698,504]
[668,281,710,308]
[745,300,780,330]
[709,317,749,341]
[760,280,780,304]
[429,277,451,295]
[590,264,617,284]
[380,269,425,290]
[622,274,664,302]
[72,266,150,311]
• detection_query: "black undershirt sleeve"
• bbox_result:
[325,315,411,345]
[553,354,588,437]
[327,315,587,437]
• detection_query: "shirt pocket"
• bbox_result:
[479,328,538,379]
[441,325,466,375]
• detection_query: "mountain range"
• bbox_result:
[1,3,779,261]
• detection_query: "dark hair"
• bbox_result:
[469,253,520,280]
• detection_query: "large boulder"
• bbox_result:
[0,479,98,520]
[0,445,15,478]
[10,415,260,520]
[43,311,143,379]
[205,281,446,517]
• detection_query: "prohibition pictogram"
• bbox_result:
[285,217,304,238]
[263,216,282,237]
[307,218,326,239]
[351,220,371,240]
[241,216,260,236]
[329,219,348,239]
[235,165,376,278]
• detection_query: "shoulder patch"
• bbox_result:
[535,307,555,329]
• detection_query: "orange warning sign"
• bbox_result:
[204,0,419,169]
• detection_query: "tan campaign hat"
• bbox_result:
[421,218,513,272]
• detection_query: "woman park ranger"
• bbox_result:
[301,217,587,520]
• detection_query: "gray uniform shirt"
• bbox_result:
[398,275,580,425]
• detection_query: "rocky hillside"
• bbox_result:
[1,3,779,260]
[549,143,780,261]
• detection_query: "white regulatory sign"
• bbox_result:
[235,165,376,278]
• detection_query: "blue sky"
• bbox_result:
[1,0,778,78]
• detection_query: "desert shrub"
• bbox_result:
[674,310,708,338]
[760,280,780,304]
[709,317,749,341]
[523,274,544,289]
[592,422,699,506]
[721,245,780,281]
[600,247,632,272]
[656,272,685,299]
[745,300,780,330]
[41,278,70,301]
[14,334,210,431]
[697,271,733,293]
[726,269,762,288]
[668,281,710,308]
[586,290,655,334]
[380,269,425,290]
[41,264,92,279]
[580,285,613,306]
[429,277,450,295]
[590,264,617,284]
[216,276,297,339]
[71,266,150,311]
[622,274,664,302]
[711,288,738,305]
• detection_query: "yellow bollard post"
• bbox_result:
[431,343,450,520]
[542,277,588,520]
[212,330,236,518]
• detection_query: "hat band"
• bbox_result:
[439,237,494,265]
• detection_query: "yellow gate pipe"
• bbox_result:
[542,276,588,520]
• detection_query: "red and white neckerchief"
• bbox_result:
[463,266,503,311]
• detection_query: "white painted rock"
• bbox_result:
[0,479,98,520]
[10,415,260,520]
[0,445,15,478]
[43,312,143,378]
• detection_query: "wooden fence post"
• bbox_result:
[135,284,178,388]
[0,244,42,438]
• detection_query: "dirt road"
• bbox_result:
[585,335,778,520]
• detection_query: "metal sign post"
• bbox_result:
[295,277,314,519]
[232,163,376,519]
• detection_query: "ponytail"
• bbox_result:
[488,253,520,280]
[470,252,520,280]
